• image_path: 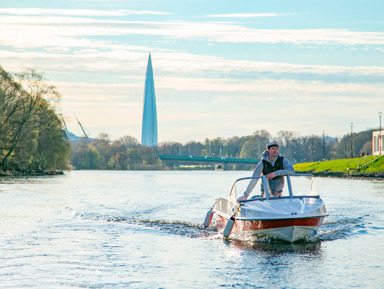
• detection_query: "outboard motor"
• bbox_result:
[223,215,235,238]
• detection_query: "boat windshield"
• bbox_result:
[229,174,319,200]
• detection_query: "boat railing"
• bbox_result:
[231,174,319,201]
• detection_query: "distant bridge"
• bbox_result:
[158,155,260,164]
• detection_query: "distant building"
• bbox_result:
[141,53,158,147]
[372,130,383,155]
[65,130,82,143]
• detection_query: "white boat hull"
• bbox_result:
[214,196,327,242]
[215,214,324,242]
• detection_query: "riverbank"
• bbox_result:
[293,155,384,179]
[2,155,384,178]
[0,169,64,177]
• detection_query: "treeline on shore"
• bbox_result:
[0,65,379,174]
[71,128,375,171]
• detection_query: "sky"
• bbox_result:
[0,0,383,143]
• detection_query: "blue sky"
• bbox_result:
[1,0,383,142]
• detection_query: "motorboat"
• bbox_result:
[203,174,328,243]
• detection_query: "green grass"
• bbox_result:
[294,155,384,174]
[362,156,384,173]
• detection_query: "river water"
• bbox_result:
[0,170,383,288]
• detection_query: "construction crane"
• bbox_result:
[74,114,88,139]
[62,118,70,135]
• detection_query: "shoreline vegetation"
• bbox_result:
[293,155,384,179]
[0,169,65,177]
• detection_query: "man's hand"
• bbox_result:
[237,195,247,201]
[266,172,276,180]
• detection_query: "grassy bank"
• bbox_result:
[293,155,384,178]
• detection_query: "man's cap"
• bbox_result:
[266,140,280,149]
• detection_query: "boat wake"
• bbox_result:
[77,211,218,239]
[72,209,369,244]
[318,215,369,241]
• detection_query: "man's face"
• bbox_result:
[268,146,279,157]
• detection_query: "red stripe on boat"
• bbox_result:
[216,215,324,231]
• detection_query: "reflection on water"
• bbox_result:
[226,239,322,253]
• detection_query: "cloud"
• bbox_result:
[54,81,142,102]
[1,10,384,47]
[0,8,173,17]
[204,13,283,18]
[2,33,384,78]
[54,74,382,141]
[1,8,382,140]
[52,76,384,106]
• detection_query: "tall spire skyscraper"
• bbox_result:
[141,53,158,146]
